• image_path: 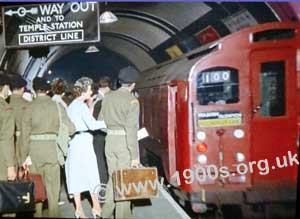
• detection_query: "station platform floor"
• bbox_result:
[57,183,191,219]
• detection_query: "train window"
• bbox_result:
[252,29,294,42]
[260,61,285,117]
[197,67,239,105]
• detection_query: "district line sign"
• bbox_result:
[2,2,100,48]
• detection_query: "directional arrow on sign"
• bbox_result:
[4,9,16,16]
[5,7,38,17]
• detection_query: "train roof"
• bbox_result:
[137,21,300,89]
[137,42,218,88]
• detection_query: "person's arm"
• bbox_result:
[20,104,32,165]
[124,98,140,165]
[59,104,76,135]
[0,106,17,180]
[82,103,106,130]
[86,98,94,115]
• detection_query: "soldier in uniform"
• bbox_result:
[8,74,30,166]
[0,74,17,182]
[99,66,140,219]
[22,77,75,218]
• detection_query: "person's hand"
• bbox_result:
[18,167,25,179]
[18,164,29,179]
[131,159,140,168]
[7,166,17,181]
[22,164,30,175]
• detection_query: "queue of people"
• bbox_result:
[0,66,140,219]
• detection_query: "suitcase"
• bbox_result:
[0,180,35,214]
[113,167,159,201]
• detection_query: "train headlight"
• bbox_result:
[236,152,245,162]
[196,143,207,152]
[240,175,246,182]
[197,131,206,140]
[197,154,207,164]
[233,129,245,139]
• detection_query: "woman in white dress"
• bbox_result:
[65,77,106,218]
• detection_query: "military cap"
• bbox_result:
[10,74,27,89]
[118,66,140,84]
[0,74,11,86]
[33,77,51,91]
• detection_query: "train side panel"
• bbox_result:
[139,84,190,185]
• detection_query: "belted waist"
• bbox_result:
[30,134,57,141]
[107,129,126,135]
[71,130,92,137]
[15,131,21,137]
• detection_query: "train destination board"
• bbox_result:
[2,2,100,48]
[197,111,242,127]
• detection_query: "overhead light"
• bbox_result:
[85,45,99,53]
[99,11,118,24]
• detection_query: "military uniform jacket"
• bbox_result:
[0,97,15,180]
[22,95,75,165]
[99,87,139,160]
[9,94,30,165]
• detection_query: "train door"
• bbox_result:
[250,48,298,184]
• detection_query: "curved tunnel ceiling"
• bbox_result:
[98,1,299,68]
[47,46,133,82]
[1,2,300,81]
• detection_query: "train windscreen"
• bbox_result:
[197,67,239,105]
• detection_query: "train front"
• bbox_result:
[185,22,299,216]
[185,63,252,213]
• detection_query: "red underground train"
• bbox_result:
[137,22,300,218]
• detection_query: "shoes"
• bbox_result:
[74,210,86,219]
[92,209,102,218]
